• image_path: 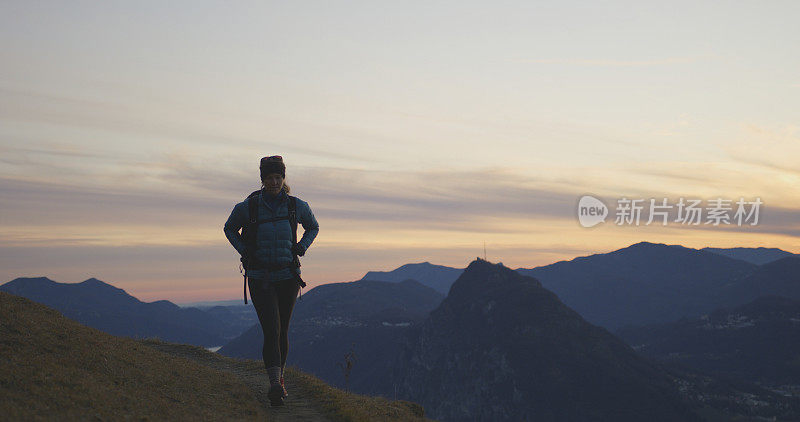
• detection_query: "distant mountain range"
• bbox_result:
[361,243,799,331]
[8,244,793,349]
[0,277,256,347]
[516,242,758,330]
[360,262,464,294]
[220,279,445,394]
[717,255,800,306]
[178,299,243,308]
[702,246,797,265]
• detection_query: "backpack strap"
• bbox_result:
[241,190,261,304]
[288,196,307,294]
[288,196,298,255]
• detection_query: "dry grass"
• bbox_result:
[1,291,429,421]
[284,366,427,422]
[0,291,266,421]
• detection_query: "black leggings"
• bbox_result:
[248,277,300,369]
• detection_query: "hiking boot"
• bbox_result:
[280,376,288,399]
[268,384,284,406]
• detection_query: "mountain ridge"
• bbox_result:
[360,261,464,294]
[702,246,798,265]
[515,241,759,329]
[0,276,248,347]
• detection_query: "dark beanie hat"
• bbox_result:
[260,155,286,179]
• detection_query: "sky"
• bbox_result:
[1,1,798,302]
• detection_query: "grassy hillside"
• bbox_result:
[1,291,266,420]
[0,291,426,421]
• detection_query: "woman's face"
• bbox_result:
[262,173,284,194]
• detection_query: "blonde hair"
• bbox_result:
[261,179,291,194]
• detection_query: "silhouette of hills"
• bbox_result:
[357,243,800,332]
[702,246,797,265]
[516,241,759,330]
[178,299,243,308]
[9,242,797,350]
[360,262,464,294]
[0,277,253,347]
[717,256,800,307]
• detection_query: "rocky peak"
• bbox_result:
[396,258,700,422]
[446,258,542,303]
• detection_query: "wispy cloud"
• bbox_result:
[0,165,583,243]
[518,57,699,67]
[0,86,370,163]
[5,158,800,243]
[721,124,800,178]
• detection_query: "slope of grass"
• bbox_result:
[1,291,266,420]
[2,291,428,421]
[285,366,425,422]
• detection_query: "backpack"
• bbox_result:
[240,189,306,304]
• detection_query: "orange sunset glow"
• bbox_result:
[1,2,798,303]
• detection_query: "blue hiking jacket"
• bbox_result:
[224,188,319,282]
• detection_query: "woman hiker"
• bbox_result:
[224,155,319,406]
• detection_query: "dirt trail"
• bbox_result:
[144,341,331,422]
